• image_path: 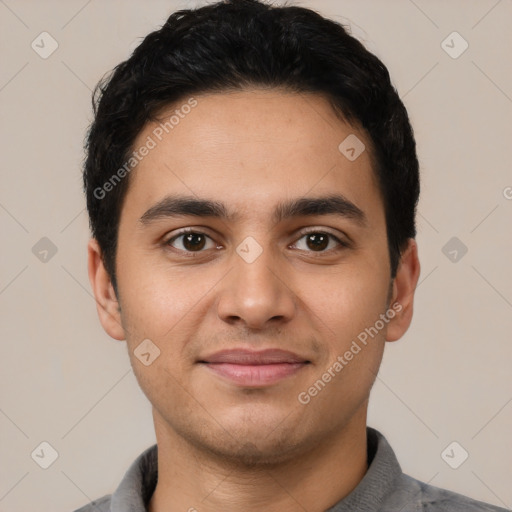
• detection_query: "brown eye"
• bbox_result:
[305,233,329,251]
[182,233,206,251]
[166,231,215,252]
[293,231,346,253]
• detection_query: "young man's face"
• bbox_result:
[89,89,419,464]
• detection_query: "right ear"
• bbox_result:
[87,238,126,341]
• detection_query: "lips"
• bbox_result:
[199,348,309,365]
[198,349,310,387]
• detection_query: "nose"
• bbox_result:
[216,241,296,330]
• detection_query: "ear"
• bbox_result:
[87,238,126,341]
[385,238,420,342]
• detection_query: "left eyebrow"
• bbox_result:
[138,194,367,227]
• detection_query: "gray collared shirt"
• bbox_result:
[73,426,509,512]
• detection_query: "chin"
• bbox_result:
[205,435,305,468]
[176,412,308,468]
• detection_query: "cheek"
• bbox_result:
[301,269,388,405]
[118,269,201,404]
[117,259,218,354]
[303,263,390,345]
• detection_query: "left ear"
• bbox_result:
[386,238,420,342]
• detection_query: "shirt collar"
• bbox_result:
[110,426,402,512]
[110,442,158,511]
[326,426,403,511]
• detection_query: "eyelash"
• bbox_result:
[163,227,349,257]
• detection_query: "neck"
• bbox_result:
[148,405,369,512]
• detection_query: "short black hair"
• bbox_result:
[83,0,419,296]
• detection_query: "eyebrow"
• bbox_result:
[138,194,367,227]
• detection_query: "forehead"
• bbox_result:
[121,88,383,226]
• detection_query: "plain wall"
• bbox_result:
[1,1,511,510]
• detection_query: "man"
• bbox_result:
[77,0,507,511]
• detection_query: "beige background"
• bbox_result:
[1,0,511,511]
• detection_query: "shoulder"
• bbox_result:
[381,473,509,512]
[72,494,111,512]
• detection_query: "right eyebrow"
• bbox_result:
[139,196,234,225]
